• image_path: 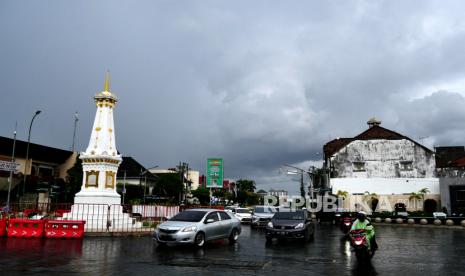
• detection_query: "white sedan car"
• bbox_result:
[232,207,252,223]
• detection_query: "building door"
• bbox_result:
[449,185,465,214]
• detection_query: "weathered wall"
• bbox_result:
[331,177,440,194]
[330,139,435,178]
[340,194,441,212]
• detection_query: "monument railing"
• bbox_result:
[2,202,181,233]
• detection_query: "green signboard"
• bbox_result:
[206,158,223,188]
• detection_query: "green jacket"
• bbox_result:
[351,219,375,240]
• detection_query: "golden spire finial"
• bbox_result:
[104,71,110,92]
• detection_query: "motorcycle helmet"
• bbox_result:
[357,211,367,222]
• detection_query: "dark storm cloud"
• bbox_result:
[1,0,465,193]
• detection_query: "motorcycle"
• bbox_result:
[349,229,374,263]
[340,217,353,235]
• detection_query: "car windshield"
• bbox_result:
[169,211,207,222]
[273,211,304,220]
[236,209,250,213]
[254,207,277,213]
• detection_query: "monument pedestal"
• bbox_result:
[63,191,142,231]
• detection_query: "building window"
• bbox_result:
[352,162,366,172]
[105,171,115,189]
[400,161,413,171]
[85,171,99,187]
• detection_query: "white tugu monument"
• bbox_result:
[64,74,140,231]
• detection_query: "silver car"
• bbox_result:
[153,208,242,247]
[251,205,278,227]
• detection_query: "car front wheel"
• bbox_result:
[229,228,239,243]
[194,232,205,248]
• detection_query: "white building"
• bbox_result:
[324,118,439,211]
[268,189,288,197]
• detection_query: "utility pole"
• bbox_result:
[300,171,305,199]
[143,173,147,203]
[122,170,126,205]
[6,122,17,211]
[72,111,79,152]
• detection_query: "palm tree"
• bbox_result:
[335,190,349,209]
[363,191,378,201]
[409,192,422,211]
[418,188,430,200]
[336,190,349,199]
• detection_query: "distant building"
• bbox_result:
[0,136,76,202]
[116,156,157,192]
[268,189,288,197]
[436,146,465,215]
[222,180,235,192]
[256,189,267,197]
[323,118,439,212]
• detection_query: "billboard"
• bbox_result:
[206,158,223,188]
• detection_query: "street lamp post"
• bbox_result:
[284,164,316,208]
[22,110,41,196]
[6,122,18,211]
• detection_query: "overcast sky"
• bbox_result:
[2,1,465,194]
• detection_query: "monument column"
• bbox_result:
[64,73,140,231]
[74,72,122,205]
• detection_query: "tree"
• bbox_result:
[336,190,349,208]
[336,190,349,199]
[224,191,234,202]
[236,179,256,192]
[191,188,210,205]
[245,192,259,206]
[410,188,430,211]
[213,189,225,198]
[65,155,83,203]
[152,173,184,202]
[418,188,430,200]
[409,192,422,210]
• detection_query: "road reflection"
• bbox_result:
[0,224,464,275]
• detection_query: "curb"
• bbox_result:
[85,231,153,237]
[373,222,464,230]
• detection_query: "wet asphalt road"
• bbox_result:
[0,224,464,276]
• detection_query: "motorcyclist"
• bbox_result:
[351,211,378,252]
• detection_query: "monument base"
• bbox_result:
[63,191,142,231]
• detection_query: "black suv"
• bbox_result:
[265,210,315,243]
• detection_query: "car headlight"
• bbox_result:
[295,223,304,229]
[267,221,273,228]
[182,226,197,232]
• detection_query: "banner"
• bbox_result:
[206,158,223,188]
[0,160,20,173]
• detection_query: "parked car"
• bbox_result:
[251,205,278,228]
[224,206,237,213]
[153,209,241,247]
[232,207,252,223]
[265,210,315,243]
